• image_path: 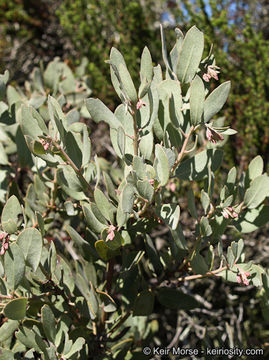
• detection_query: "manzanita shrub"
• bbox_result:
[0,25,269,359]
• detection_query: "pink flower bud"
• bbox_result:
[203,73,211,82]
[203,65,220,82]
[221,206,238,219]
[236,267,250,286]
[136,99,146,110]
[221,209,229,219]
[40,139,50,151]
[206,127,213,142]
[43,143,50,151]
[206,126,224,144]
[227,206,238,218]
[0,232,7,240]
[167,181,176,192]
[207,65,219,80]
[0,237,9,256]
[107,225,116,241]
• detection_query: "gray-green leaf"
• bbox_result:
[4,243,25,290]
[190,75,205,125]
[244,174,269,209]
[17,228,42,272]
[176,26,204,83]
[154,144,170,186]
[204,81,231,122]
[86,98,121,129]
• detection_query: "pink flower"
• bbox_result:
[167,181,176,192]
[40,139,50,151]
[0,233,9,256]
[203,65,220,82]
[0,232,8,240]
[222,208,230,219]
[236,267,251,286]
[202,73,211,82]
[227,206,238,218]
[221,206,238,219]
[207,65,219,80]
[148,179,154,185]
[107,225,116,241]
[206,126,224,144]
[136,99,146,110]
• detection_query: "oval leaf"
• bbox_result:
[0,320,19,342]
[94,188,115,223]
[41,305,56,343]
[190,75,205,125]
[140,46,153,82]
[4,243,25,290]
[86,98,121,129]
[4,298,27,320]
[121,183,135,213]
[118,63,137,103]
[17,228,42,272]
[1,195,22,233]
[244,174,269,209]
[82,202,107,233]
[154,144,169,186]
[176,26,204,83]
[204,81,231,123]
[133,290,155,316]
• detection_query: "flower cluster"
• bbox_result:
[136,99,146,110]
[206,126,224,144]
[107,225,116,241]
[203,65,220,82]
[0,231,9,255]
[236,266,251,286]
[221,206,239,219]
[40,138,50,151]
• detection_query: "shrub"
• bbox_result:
[0,25,269,359]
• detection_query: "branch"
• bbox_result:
[177,235,202,272]
[106,310,132,338]
[171,125,195,173]
[49,138,94,198]
[132,112,139,156]
[177,266,227,282]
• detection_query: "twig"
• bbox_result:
[177,266,227,282]
[107,310,132,337]
[171,125,195,173]
[100,259,115,332]
[177,235,202,272]
[132,112,139,156]
[49,138,94,198]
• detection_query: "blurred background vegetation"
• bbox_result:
[0,0,269,355]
